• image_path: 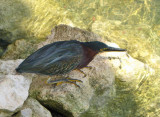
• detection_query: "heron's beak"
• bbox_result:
[100,46,126,52]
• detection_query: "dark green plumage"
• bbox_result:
[16,40,83,75]
[16,40,126,86]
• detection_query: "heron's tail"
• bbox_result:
[15,67,22,73]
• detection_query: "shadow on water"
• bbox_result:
[106,78,139,117]
[0,0,31,57]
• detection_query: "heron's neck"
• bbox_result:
[76,44,98,69]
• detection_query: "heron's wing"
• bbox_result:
[22,40,78,63]
[17,40,83,75]
[39,54,82,75]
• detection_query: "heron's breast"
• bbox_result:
[76,45,98,69]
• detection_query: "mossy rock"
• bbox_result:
[2,39,42,60]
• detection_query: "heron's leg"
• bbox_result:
[84,66,93,69]
[65,77,83,87]
[46,77,82,87]
[76,66,93,78]
[76,69,86,78]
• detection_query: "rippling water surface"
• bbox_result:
[0,0,160,116]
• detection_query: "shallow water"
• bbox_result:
[0,0,160,116]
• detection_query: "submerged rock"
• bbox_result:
[0,60,32,117]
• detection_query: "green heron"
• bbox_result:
[16,40,126,87]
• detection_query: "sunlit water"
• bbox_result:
[0,0,160,116]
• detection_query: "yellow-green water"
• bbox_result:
[0,0,160,116]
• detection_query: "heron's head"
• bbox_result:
[82,41,126,52]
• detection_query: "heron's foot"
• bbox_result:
[77,69,87,78]
[46,77,82,87]
[84,66,92,69]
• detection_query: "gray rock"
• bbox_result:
[0,60,32,117]
[14,98,52,117]
[38,24,102,49]
[16,108,32,117]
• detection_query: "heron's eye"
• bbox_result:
[100,48,103,52]
[100,48,107,52]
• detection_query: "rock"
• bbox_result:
[100,42,155,82]
[40,24,154,82]
[0,60,32,117]
[29,55,115,117]
[28,25,154,117]
[38,24,102,48]
[29,25,115,116]
[13,98,52,117]
[14,108,32,117]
